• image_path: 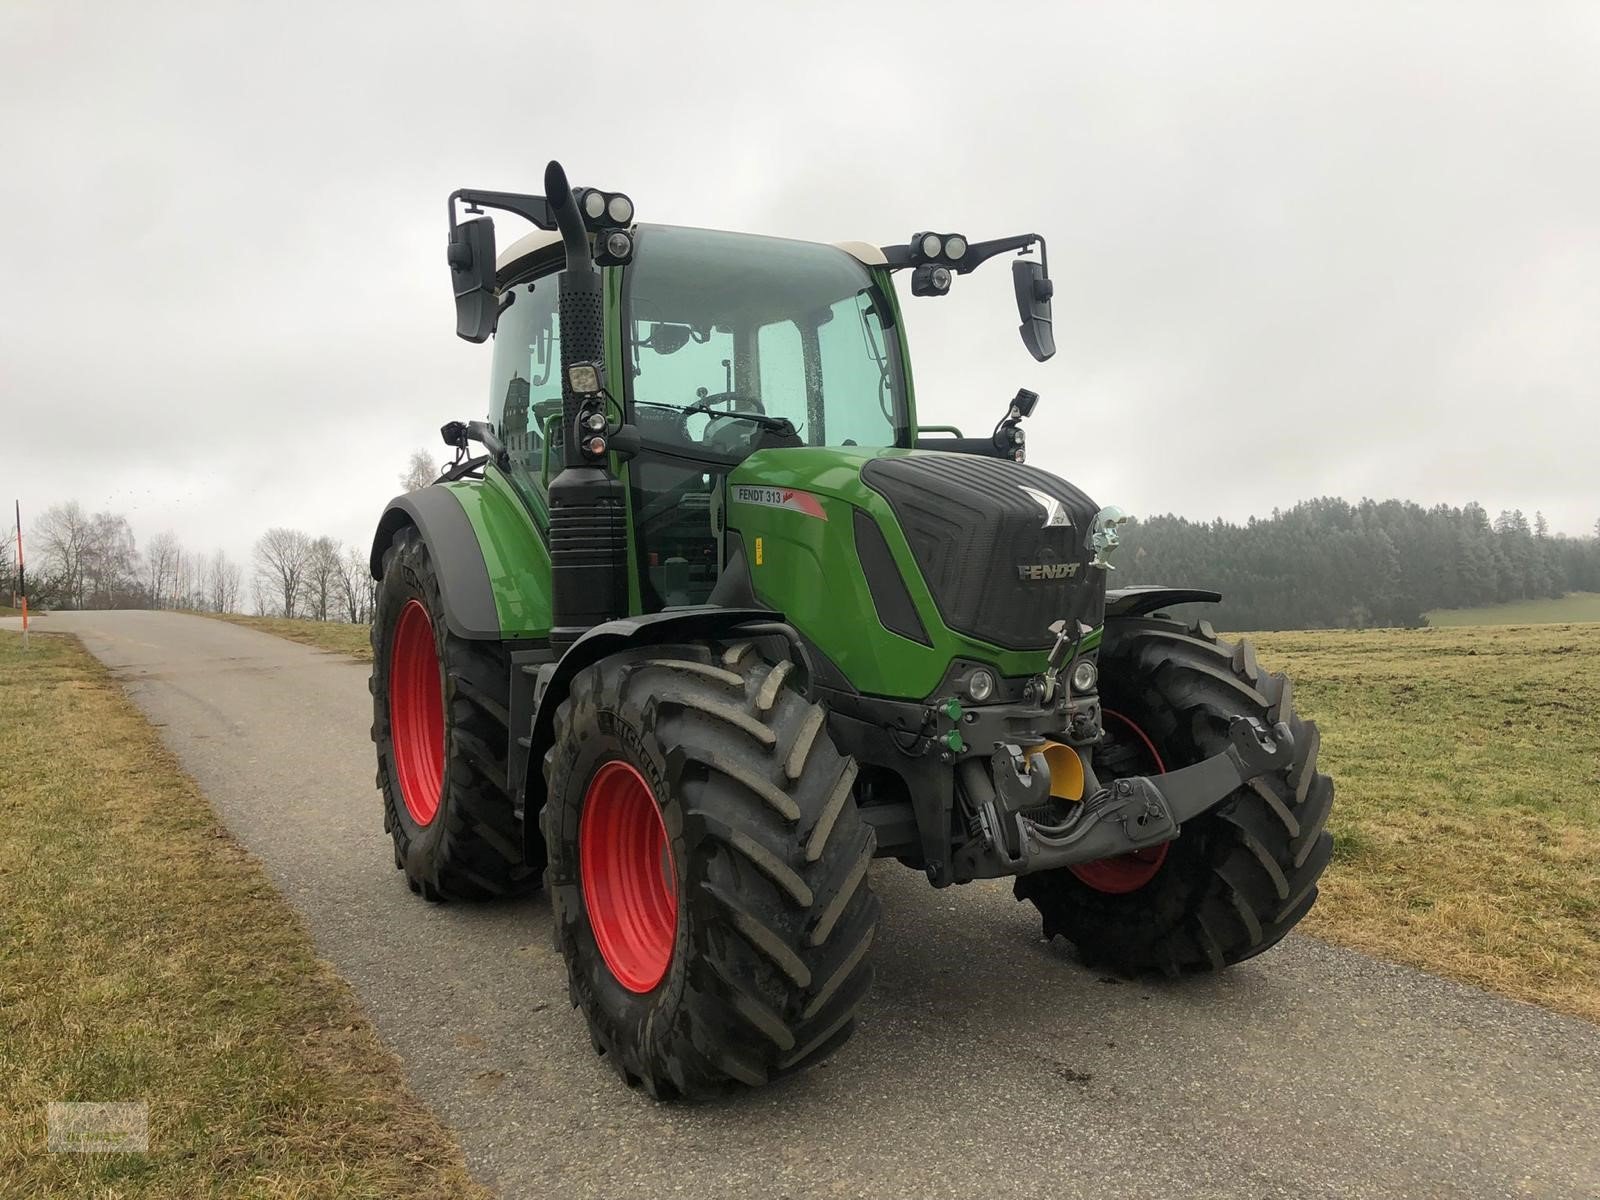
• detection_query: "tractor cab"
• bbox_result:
[481,211,1045,614]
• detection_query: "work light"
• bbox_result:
[567,362,602,395]
[910,231,968,266]
[911,264,952,297]
[579,188,634,231]
[1070,659,1098,694]
[966,668,996,702]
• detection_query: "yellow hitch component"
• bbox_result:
[1031,741,1085,802]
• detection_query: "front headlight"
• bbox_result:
[1070,658,1098,694]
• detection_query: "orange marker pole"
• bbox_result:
[14,499,26,648]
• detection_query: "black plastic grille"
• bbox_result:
[861,454,1105,650]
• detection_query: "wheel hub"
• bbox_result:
[389,599,445,827]
[1068,708,1171,893]
[580,760,678,993]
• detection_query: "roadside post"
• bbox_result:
[14,499,26,650]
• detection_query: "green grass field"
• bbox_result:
[219,612,1600,1024]
[1252,622,1599,1021]
[1428,591,1600,626]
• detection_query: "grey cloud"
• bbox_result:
[2,0,1596,581]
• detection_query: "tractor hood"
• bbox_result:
[723,446,1107,700]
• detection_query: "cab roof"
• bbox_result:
[494,227,887,274]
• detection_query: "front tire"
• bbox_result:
[1015,615,1335,974]
[370,524,539,901]
[543,642,880,1099]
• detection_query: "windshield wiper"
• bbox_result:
[638,400,798,436]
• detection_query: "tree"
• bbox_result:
[146,530,181,609]
[34,501,93,608]
[205,550,242,614]
[254,528,312,618]
[1,520,14,605]
[303,536,341,621]
[333,546,373,624]
[401,450,438,492]
[1534,511,1550,539]
[83,511,137,608]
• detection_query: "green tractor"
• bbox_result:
[368,161,1334,1099]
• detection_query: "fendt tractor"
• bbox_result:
[367,161,1335,1099]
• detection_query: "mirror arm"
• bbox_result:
[954,232,1045,275]
[465,419,510,472]
[877,232,1048,276]
[448,188,557,232]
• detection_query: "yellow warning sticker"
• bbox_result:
[754,536,764,565]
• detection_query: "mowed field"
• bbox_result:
[1428,591,1600,626]
[201,611,1600,1024]
[1252,622,1600,1020]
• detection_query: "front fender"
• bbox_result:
[516,605,796,861]
[1104,586,1222,619]
[370,488,502,640]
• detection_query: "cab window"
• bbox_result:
[488,276,562,489]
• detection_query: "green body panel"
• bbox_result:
[443,468,554,638]
[727,446,1069,698]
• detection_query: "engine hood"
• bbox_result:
[724,446,1108,698]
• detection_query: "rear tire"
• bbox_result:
[1015,615,1334,974]
[370,524,539,901]
[543,641,880,1099]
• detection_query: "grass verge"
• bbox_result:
[0,630,489,1198]
[1252,622,1600,1022]
[204,613,373,661]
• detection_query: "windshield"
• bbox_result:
[622,225,908,461]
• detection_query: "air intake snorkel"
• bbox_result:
[543,159,629,652]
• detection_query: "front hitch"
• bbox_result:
[956,717,1295,878]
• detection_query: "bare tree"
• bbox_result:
[401,449,438,492]
[1,521,14,606]
[34,501,93,607]
[303,536,341,621]
[83,511,137,608]
[146,530,181,608]
[206,550,242,614]
[254,528,312,618]
[333,545,373,623]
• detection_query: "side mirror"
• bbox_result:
[1012,259,1055,362]
[448,216,498,343]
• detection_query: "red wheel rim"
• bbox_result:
[388,599,445,827]
[1069,709,1171,894]
[579,760,678,993]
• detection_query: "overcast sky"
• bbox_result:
[3,0,1597,584]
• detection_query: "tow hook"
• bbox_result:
[1027,717,1296,863]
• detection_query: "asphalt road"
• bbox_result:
[10,609,1600,1199]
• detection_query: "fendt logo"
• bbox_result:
[1016,562,1080,581]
